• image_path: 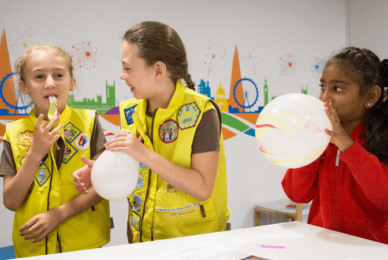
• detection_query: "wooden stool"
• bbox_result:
[255,199,311,226]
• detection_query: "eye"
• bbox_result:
[319,84,325,90]
[55,74,64,78]
[334,86,343,92]
[35,75,43,79]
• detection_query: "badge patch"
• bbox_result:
[63,123,81,143]
[177,102,201,130]
[133,195,142,212]
[130,211,141,231]
[63,142,78,164]
[139,162,147,169]
[75,134,90,150]
[166,184,177,194]
[17,130,33,147]
[159,119,178,143]
[124,105,137,125]
[35,163,51,186]
[136,173,144,188]
[19,149,28,158]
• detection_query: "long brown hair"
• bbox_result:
[122,21,195,91]
[327,47,388,162]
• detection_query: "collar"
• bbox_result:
[135,79,186,119]
[349,119,366,142]
[29,104,71,131]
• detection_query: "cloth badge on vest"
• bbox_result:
[124,105,137,125]
[63,142,78,164]
[17,130,33,147]
[159,119,178,143]
[130,211,141,231]
[75,133,90,150]
[18,149,28,158]
[63,122,81,143]
[136,172,144,188]
[35,163,51,186]
[177,102,201,130]
[133,195,142,212]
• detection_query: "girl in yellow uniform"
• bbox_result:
[0,44,110,257]
[76,21,229,243]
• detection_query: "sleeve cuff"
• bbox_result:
[340,141,371,172]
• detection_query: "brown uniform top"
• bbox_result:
[145,108,221,154]
[0,115,107,177]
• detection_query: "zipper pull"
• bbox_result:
[335,149,341,166]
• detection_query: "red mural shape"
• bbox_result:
[278,54,297,81]
[71,41,99,70]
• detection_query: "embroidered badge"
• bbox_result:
[17,130,33,147]
[18,149,28,158]
[63,142,78,164]
[136,172,144,188]
[166,184,177,194]
[177,102,201,130]
[35,163,51,186]
[139,162,147,170]
[133,195,142,212]
[124,105,137,125]
[131,211,141,231]
[75,133,90,150]
[63,123,81,143]
[159,119,178,143]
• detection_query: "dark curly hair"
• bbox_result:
[122,21,195,91]
[327,47,388,162]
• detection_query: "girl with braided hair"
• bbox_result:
[73,21,229,243]
[282,47,388,243]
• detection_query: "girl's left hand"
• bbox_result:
[19,209,62,243]
[104,129,147,162]
[324,102,354,152]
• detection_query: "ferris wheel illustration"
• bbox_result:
[232,77,259,111]
[0,72,34,114]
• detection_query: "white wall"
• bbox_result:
[347,0,388,58]
[0,0,346,249]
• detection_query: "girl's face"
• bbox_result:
[20,49,76,119]
[319,62,367,127]
[120,42,156,100]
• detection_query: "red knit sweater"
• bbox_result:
[282,121,388,244]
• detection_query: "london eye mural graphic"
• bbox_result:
[0,72,34,115]
[232,77,259,111]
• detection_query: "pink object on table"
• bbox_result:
[261,245,286,249]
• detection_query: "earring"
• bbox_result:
[368,103,371,107]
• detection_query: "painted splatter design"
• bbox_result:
[71,41,99,70]
[240,45,259,75]
[311,57,325,79]
[204,43,225,76]
[278,54,297,81]
[7,28,32,50]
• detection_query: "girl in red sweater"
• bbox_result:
[282,47,388,244]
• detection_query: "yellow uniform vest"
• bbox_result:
[119,80,229,243]
[4,105,110,258]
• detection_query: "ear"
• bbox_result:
[69,77,77,91]
[19,80,29,95]
[365,85,381,108]
[154,61,167,81]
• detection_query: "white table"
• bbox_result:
[22,222,388,260]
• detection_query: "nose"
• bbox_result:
[119,72,126,80]
[45,76,55,89]
[319,88,331,103]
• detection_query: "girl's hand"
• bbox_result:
[19,209,62,243]
[30,114,62,159]
[104,129,146,162]
[72,156,95,194]
[324,102,354,152]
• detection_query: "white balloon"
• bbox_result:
[255,93,332,168]
[91,151,138,201]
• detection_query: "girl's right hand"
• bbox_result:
[29,114,62,159]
